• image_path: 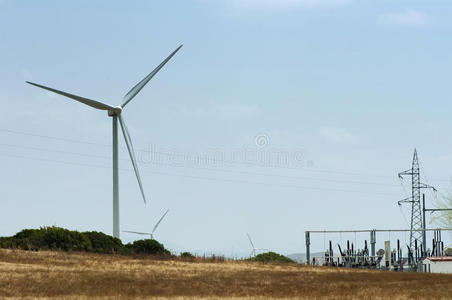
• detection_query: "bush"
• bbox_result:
[125,239,170,255]
[250,252,296,263]
[0,227,171,257]
[4,227,92,251]
[0,236,15,249]
[82,231,123,254]
[11,228,45,250]
[42,227,92,251]
[180,251,195,258]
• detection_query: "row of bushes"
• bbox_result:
[0,227,296,263]
[0,226,169,255]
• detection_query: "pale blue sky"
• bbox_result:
[1,0,452,256]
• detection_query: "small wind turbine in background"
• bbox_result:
[246,232,268,257]
[124,209,170,240]
[27,45,183,239]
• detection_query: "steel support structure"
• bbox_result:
[370,229,376,262]
[305,228,452,264]
[398,149,436,250]
[112,115,119,239]
[422,193,452,255]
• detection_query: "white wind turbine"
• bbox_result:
[27,45,183,239]
[246,232,268,257]
[123,209,170,240]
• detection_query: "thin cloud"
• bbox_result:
[206,0,352,14]
[161,103,261,118]
[317,127,357,144]
[378,10,429,27]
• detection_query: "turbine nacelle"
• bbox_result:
[108,106,123,117]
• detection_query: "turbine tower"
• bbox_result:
[398,149,436,250]
[124,209,170,240]
[27,45,182,239]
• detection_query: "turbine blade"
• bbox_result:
[246,233,255,249]
[122,45,183,107]
[26,81,115,111]
[152,209,170,235]
[123,230,152,235]
[118,115,147,204]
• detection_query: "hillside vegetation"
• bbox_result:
[0,226,169,255]
[0,227,294,262]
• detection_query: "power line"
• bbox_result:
[0,142,112,160]
[0,127,405,179]
[0,142,401,188]
[0,152,400,196]
[0,128,110,147]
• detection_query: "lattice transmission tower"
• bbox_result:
[398,149,436,250]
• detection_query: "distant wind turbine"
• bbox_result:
[27,45,183,239]
[123,209,170,240]
[246,232,268,257]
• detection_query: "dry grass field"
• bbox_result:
[0,249,452,299]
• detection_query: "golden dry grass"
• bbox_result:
[0,249,451,299]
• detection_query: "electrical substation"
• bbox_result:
[305,150,452,273]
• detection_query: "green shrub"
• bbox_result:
[82,231,123,253]
[0,237,14,249]
[126,239,170,255]
[180,251,195,258]
[250,252,296,263]
[12,228,45,250]
[41,227,92,251]
[0,227,171,257]
[7,227,91,251]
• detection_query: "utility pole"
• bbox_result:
[422,194,426,252]
[370,229,376,263]
[398,149,436,250]
[422,193,452,254]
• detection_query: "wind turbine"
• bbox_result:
[123,209,169,240]
[246,232,268,257]
[26,45,183,239]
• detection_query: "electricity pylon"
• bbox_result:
[398,149,436,250]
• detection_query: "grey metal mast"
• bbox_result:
[398,149,435,250]
[112,115,119,238]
